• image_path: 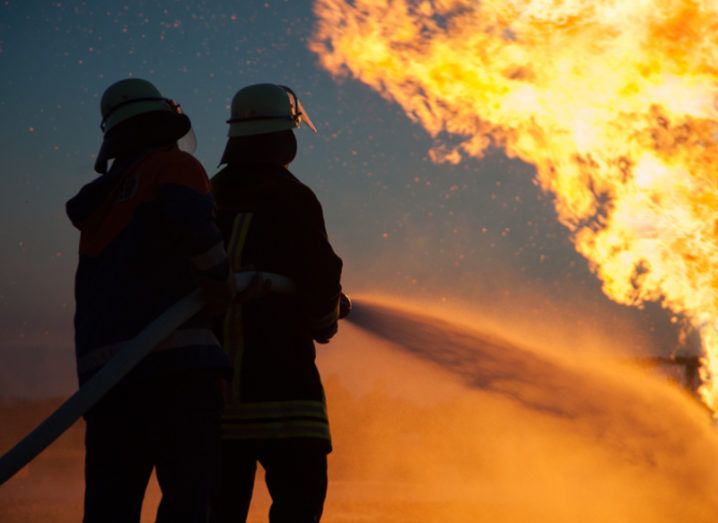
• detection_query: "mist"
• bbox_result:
[4,296,717,522]
[320,299,718,522]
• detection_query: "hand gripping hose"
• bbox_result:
[0,272,294,485]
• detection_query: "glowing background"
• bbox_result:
[0,0,692,397]
[2,1,718,521]
[309,0,718,406]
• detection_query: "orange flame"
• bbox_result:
[310,0,718,412]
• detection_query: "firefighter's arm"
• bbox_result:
[294,189,343,343]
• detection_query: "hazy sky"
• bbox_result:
[0,0,689,396]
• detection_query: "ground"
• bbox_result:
[3,313,718,522]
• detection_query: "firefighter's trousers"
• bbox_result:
[83,370,225,523]
[212,439,328,523]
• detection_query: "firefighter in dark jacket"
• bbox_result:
[210,83,343,523]
[66,78,234,523]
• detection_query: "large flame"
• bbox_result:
[310,0,718,412]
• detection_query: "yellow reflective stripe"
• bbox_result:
[226,399,328,411]
[222,212,254,401]
[222,429,331,441]
[221,419,331,441]
[226,213,253,271]
[223,400,328,420]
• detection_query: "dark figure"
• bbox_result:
[209,84,344,523]
[66,78,235,523]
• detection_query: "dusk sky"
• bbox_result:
[0,0,688,397]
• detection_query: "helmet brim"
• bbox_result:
[227,117,299,138]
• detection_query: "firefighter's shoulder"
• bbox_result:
[278,171,323,213]
[146,146,210,193]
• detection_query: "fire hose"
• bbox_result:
[0,272,350,485]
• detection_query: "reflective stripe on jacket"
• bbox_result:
[211,164,342,449]
[221,400,330,441]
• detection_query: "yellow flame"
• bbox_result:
[310,0,718,412]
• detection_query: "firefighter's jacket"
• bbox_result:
[66,146,231,385]
[211,163,343,451]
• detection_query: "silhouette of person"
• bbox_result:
[209,83,344,523]
[67,78,234,523]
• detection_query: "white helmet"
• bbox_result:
[95,78,196,173]
[100,78,186,134]
[227,83,317,137]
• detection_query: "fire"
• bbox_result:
[310,0,718,412]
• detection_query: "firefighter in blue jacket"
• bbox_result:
[66,78,234,523]
[209,84,344,523]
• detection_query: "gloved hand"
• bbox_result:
[338,293,352,319]
[313,321,338,344]
[198,270,236,318]
[235,268,273,304]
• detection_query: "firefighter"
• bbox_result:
[66,78,234,523]
[210,83,344,523]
